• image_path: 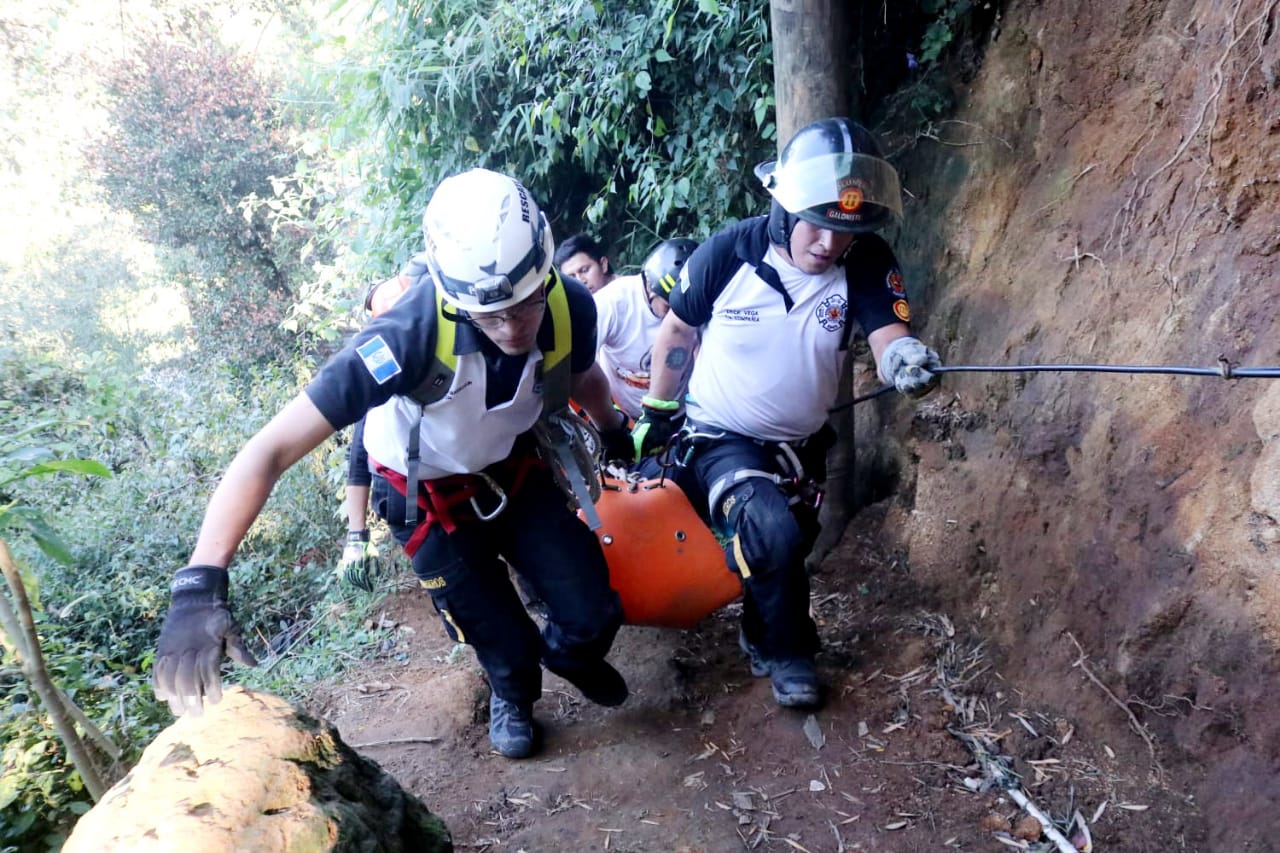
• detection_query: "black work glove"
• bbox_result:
[630,396,682,460]
[598,409,635,464]
[878,336,942,399]
[152,565,258,716]
[337,529,377,592]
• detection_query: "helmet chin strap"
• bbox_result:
[766,200,799,247]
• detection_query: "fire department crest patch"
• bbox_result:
[886,269,906,297]
[816,294,848,332]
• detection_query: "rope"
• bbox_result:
[836,360,1280,411]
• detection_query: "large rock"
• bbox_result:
[65,687,451,852]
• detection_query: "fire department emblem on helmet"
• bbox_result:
[817,294,848,332]
[838,187,864,212]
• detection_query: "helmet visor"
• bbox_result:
[763,152,904,225]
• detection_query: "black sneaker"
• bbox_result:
[489,694,539,759]
[738,630,821,708]
[544,658,629,707]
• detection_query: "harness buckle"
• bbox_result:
[774,440,825,510]
[665,423,725,471]
[469,472,508,521]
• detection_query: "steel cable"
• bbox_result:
[837,362,1280,410]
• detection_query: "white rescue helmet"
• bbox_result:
[421,169,555,312]
[754,117,903,236]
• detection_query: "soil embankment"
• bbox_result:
[878,1,1280,848]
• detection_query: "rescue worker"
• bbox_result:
[632,117,943,709]
[594,238,699,420]
[153,169,633,759]
[335,414,377,591]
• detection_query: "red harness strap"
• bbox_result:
[372,453,544,557]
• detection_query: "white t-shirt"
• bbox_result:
[686,245,849,442]
[593,274,663,418]
[362,349,545,480]
[670,216,907,443]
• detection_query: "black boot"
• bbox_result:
[489,693,539,758]
[544,658,628,707]
[739,630,821,708]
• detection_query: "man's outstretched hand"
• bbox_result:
[152,565,258,716]
[879,336,942,399]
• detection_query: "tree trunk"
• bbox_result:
[769,0,874,565]
[767,0,854,152]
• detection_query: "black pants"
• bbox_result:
[674,431,825,661]
[372,462,623,708]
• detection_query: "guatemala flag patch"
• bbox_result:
[356,335,402,384]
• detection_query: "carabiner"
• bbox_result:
[469,472,508,521]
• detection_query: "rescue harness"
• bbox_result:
[366,263,600,540]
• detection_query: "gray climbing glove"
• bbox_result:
[337,529,377,592]
[153,565,258,716]
[879,336,942,398]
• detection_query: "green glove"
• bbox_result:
[630,396,682,460]
[337,530,377,592]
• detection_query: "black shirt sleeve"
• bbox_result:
[844,233,911,336]
[345,416,371,487]
[669,218,760,327]
[562,275,600,373]
[304,282,441,432]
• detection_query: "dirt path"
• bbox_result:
[306,504,1205,851]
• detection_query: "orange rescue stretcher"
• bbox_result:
[585,477,741,629]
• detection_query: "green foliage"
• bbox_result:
[917,0,973,66]
[0,410,114,848]
[1,2,415,846]
[301,0,775,294]
[877,0,995,128]
[85,15,313,368]
[0,341,359,849]
[1,448,110,567]
[0,624,167,850]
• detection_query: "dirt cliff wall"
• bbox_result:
[872,0,1280,847]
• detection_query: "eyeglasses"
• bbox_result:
[467,296,547,329]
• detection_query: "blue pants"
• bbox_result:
[675,432,822,661]
[372,460,623,708]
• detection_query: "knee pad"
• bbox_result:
[721,482,803,579]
